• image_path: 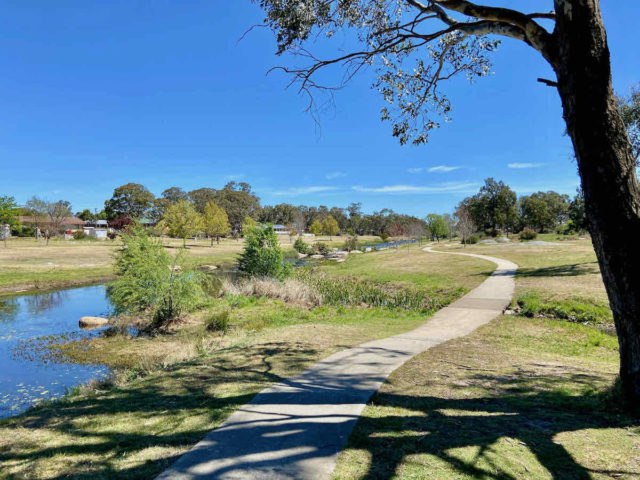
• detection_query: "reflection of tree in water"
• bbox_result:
[24,291,69,315]
[0,299,19,322]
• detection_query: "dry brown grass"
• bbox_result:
[220,277,323,306]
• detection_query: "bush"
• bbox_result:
[238,224,291,280]
[72,230,88,240]
[11,225,35,237]
[293,237,310,254]
[313,242,330,255]
[379,232,390,241]
[107,232,118,240]
[343,235,359,252]
[464,235,479,245]
[205,309,230,333]
[107,225,205,329]
[519,228,538,241]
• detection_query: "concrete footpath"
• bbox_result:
[157,247,517,479]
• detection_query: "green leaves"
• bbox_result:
[238,224,291,280]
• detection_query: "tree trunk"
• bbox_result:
[552,0,640,405]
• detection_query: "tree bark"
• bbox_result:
[552,0,640,405]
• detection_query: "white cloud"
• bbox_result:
[352,182,478,194]
[507,162,546,169]
[325,171,347,180]
[272,186,338,195]
[428,165,462,173]
[407,168,423,174]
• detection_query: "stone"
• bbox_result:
[79,316,109,328]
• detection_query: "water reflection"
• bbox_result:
[0,286,112,419]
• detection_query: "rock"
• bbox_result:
[201,265,218,271]
[365,247,373,252]
[350,250,363,254]
[310,254,324,259]
[297,253,308,259]
[79,316,109,328]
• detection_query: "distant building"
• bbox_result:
[84,219,109,228]
[18,216,85,230]
[272,224,290,235]
[139,218,157,228]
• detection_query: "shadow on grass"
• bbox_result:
[345,369,638,480]
[0,341,323,479]
[517,262,599,277]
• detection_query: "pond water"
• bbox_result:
[0,286,112,419]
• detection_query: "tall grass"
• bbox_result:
[516,291,612,325]
[220,277,322,306]
[296,270,464,312]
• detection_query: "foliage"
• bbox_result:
[109,216,135,231]
[104,183,155,220]
[238,224,291,280]
[11,225,35,237]
[617,83,640,163]
[159,200,202,246]
[343,235,359,252]
[202,201,231,245]
[72,230,87,240]
[107,225,204,328]
[568,191,589,233]
[460,178,518,232]
[309,219,323,236]
[43,200,73,244]
[293,237,311,254]
[519,191,570,232]
[189,182,260,233]
[379,232,390,241]
[313,242,330,255]
[76,209,96,221]
[425,214,448,241]
[519,227,538,241]
[0,196,19,227]
[24,196,48,228]
[388,222,404,237]
[205,309,230,333]
[464,234,479,245]
[321,215,340,238]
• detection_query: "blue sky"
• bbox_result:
[0,1,638,217]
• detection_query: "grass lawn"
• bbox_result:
[332,314,638,479]
[0,246,490,479]
[332,236,639,479]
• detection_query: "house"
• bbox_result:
[18,216,85,230]
[272,224,290,235]
[84,219,109,228]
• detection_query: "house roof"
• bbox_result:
[19,216,85,226]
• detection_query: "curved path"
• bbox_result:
[157,248,517,480]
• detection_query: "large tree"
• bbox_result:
[160,200,203,247]
[254,0,640,404]
[104,183,155,220]
[520,191,569,232]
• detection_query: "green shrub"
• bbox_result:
[11,225,35,237]
[379,232,390,241]
[107,225,205,329]
[293,237,310,254]
[72,230,88,240]
[313,242,330,255]
[205,309,230,333]
[464,235,479,244]
[519,227,538,240]
[343,235,359,252]
[238,224,291,280]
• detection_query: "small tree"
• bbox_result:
[161,200,202,247]
[25,196,47,240]
[388,223,404,238]
[241,216,257,237]
[107,225,204,329]
[0,196,19,247]
[238,224,290,279]
[425,214,448,242]
[202,201,230,246]
[309,219,323,236]
[44,200,72,245]
[321,215,339,240]
[294,237,310,254]
[455,206,477,248]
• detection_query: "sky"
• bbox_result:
[0,1,638,217]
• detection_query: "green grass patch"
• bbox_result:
[515,291,613,325]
